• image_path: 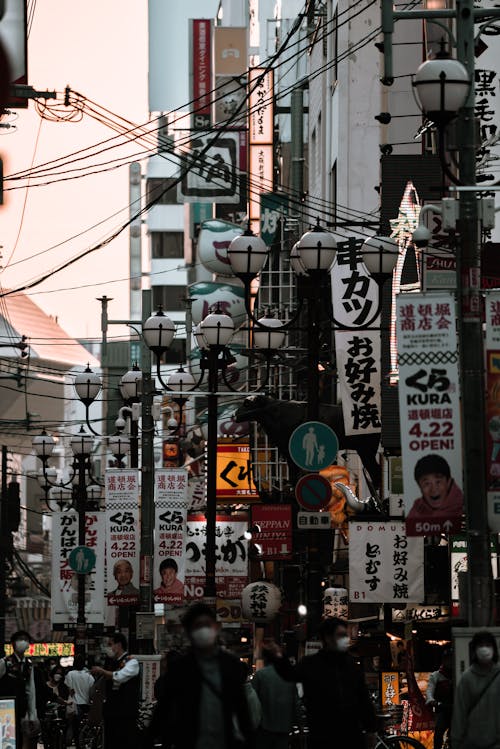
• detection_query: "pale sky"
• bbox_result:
[0,1,149,340]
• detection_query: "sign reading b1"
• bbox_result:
[289,421,338,471]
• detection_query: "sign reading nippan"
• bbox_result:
[216,442,258,501]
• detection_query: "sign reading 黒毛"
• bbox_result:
[69,546,96,575]
[289,421,338,472]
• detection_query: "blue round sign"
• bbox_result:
[295,474,332,511]
[288,421,339,471]
[68,546,96,575]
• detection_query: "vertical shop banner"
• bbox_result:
[396,293,464,535]
[349,522,424,604]
[0,698,16,748]
[485,292,500,532]
[105,470,140,606]
[332,239,381,435]
[51,511,105,625]
[153,470,188,605]
[248,68,274,230]
[191,19,212,130]
[185,514,248,600]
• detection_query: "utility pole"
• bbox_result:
[381,0,500,627]
[0,446,8,656]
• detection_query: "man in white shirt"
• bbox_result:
[65,654,95,749]
[91,632,140,749]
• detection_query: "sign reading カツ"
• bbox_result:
[349,522,424,604]
[396,293,464,536]
[185,514,248,600]
[51,511,105,625]
[153,470,189,606]
[332,239,381,435]
[105,470,140,606]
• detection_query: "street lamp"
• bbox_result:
[120,364,142,467]
[413,55,470,126]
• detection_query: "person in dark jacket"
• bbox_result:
[265,617,376,749]
[159,602,254,749]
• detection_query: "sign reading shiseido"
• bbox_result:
[396,293,463,536]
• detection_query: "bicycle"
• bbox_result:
[41,702,66,749]
[374,710,427,749]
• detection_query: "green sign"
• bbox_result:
[260,192,289,246]
[69,546,96,575]
[289,421,339,472]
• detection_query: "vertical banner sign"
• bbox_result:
[349,522,424,604]
[51,511,105,625]
[248,68,274,230]
[185,514,248,600]
[191,19,212,130]
[153,470,188,605]
[105,470,140,606]
[396,293,464,536]
[485,291,500,532]
[332,239,381,435]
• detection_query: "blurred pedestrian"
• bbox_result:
[158,602,254,749]
[65,655,94,748]
[251,650,298,749]
[451,630,500,749]
[0,630,40,749]
[265,618,376,749]
[91,632,140,749]
[426,648,453,749]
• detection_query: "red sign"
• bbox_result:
[251,505,292,560]
[295,474,332,512]
[192,19,212,129]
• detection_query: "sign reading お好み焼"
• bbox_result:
[396,292,463,536]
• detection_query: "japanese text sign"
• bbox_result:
[485,291,500,532]
[216,442,258,501]
[332,239,381,435]
[105,469,140,607]
[249,68,274,145]
[153,470,189,606]
[177,131,240,203]
[396,293,463,535]
[251,504,292,559]
[349,522,424,604]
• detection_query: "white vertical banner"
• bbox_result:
[51,511,105,625]
[105,470,140,606]
[332,239,381,435]
[396,292,464,536]
[153,469,188,605]
[349,521,424,603]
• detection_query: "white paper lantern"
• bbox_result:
[241,581,282,623]
[323,587,348,620]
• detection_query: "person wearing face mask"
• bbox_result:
[158,602,254,749]
[451,631,500,749]
[264,617,376,749]
[91,632,140,749]
[0,630,40,749]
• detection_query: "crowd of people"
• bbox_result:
[0,615,499,749]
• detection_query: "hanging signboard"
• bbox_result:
[450,535,498,617]
[190,19,212,130]
[348,522,424,604]
[105,470,140,606]
[332,239,382,435]
[185,514,248,600]
[51,511,105,625]
[216,441,258,502]
[153,469,189,606]
[177,131,240,204]
[251,504,292,559]
[260,192,288,247]
[485,291,500,532]
[249,68,274,145]
[396,292,464,535]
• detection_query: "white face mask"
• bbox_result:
[476,646,494,663]
[191,626,217,649]
[336,636,350,653]
[14,640,29,655]
[53,674,62,682]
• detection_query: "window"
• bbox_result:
[151,232,184,259]
[146,178,179,205]
[152,285,186,311]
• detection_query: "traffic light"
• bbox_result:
[6,481,20,532]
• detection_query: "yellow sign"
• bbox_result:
[0,698,16,748]
[216,441,259,502]
[4,642,75,657]
[381,671,400,705]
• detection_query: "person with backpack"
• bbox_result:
[451,630,500,749]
